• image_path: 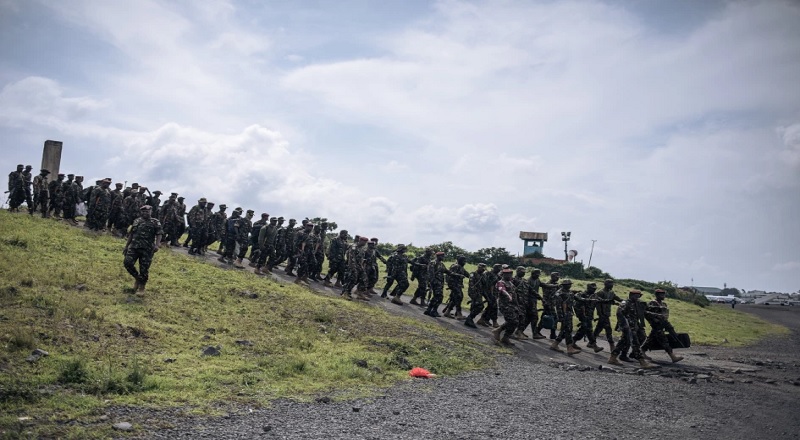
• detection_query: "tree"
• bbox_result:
[471,247,516,266]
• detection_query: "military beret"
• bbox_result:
[246,209,254,214]
[261,213,269,218]
[101,178,112,183]
[435,251,445,256]
[370,237,379,242]
[560,279,573,285]
[199,198,207,203]
[550,271,560,276]
[153,190,162,195]
[16,164,23,168]
[140,205,152,211]
[655,288,666,294]
[115,183,123,187]
[219,204,227,209]
[501,268,513,274]
[67,173,74,177]
[516,266,526,271]
[170,192,178,197]
[629,290,643,296]
[269,217,277,222]
[358,236,369,242]
[40,169,50,174]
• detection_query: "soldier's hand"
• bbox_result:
[122,246,128,255]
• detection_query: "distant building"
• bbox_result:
[519,231,547,257]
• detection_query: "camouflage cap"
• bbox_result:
[131,183,139,188]
[170,192,178,198]
[477,263,487,268]
[516,266,526,271]
[288,218,296,223]
[269,217,277,222]
[219,204,227,209]
[277,216,284,220]
[24,165,32,169]
[304,222,314,228]
[199,198,207,203]
[550,271,560,276]
[16,164,23,168]
[493,263,502,269]
[396,244,407,250]
[587,282,597,288]
[207,202,215,207]
[57,173,65,177]
[261,213,269,218]
[101,178,112,183]
[246,209,254,214]
[40,169,50,174]
[139,205,152,211]
[604,278,614,284]
[177,196,184,201]
[67,173,74,177]
[501,268,513,274]
[153,190,162,195]
[560,279,573,285]
[339,229,348,235]
[531,268,541,273]
[370,237,379,242]
[115,182,123,188]
[358,236,369,242]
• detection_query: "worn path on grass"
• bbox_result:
[111,246,800,439]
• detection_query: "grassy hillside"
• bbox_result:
[0,212,494,438]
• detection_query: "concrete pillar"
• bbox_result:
[41,140,62,177]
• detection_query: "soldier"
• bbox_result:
[147,190,162,212]
[509,266,532,339]
[176,196,187,239]
[312,222,328,281]
[21,165,33,212]
[381,249,397,298]
[6,164,25,212]
[343,236,370,301]
[218,208,242,264]
[86,178,113,230]
[233,210,255,267]
[159,193,182,246]
[594,278,623,352]
[249,213,269,267]
[423,251,449,317]
[107,183,124,230]
[285,219,309,276]
[442,255,469,319]
[463,263,488,328]
[294,222,318,283]
[123,205,163,294]
[549,279,580,355]
[31,169,50,217]
[572,282,612,353]
[118,187,141,236]
[48,173,65,218]
[476,264,502,328]
[61,174,77,222]
[364,238,384,294]
[388,244,410,305]
[535,271,561,339]
[266,217,288,272]
[323,229,349,287]
[518,268,544,339]
[255,216,278,275]
[207,203,226,253]
[608,290,653,368]
[186,198,209,255]
[491,268,519,346]
[642,289,684,363]
[409,248,433,306]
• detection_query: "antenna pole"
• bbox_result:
[587,239,597,268]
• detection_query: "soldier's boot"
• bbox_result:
[285,270,296,277]
[569,343,582,351]
[549,340,564,353]
[491,327,503,342]
[455,310,465,320]
[391,296,404,305]
[491,320,500,329]
[619,354,633,362]
[566,344,580,356]
[356,290,371,302]
[476,317,490,327]
[669,352,684,363]
[340,292,353,301]
[409,297,420,306]
[607,354,623,366]
[368,288,378,295]
[464,318,477,328]
[234,258,245,268]
[500,336,516,347]
[334,280,343,288]
[133,279,140,291]
[248,261,257,268]
[516,330,529,340]
[532,332,547,340]
[638,358,655,369]
[217,256,226,264]
[609,341,616,352]
[254,267,265,276]
[381,286,390,298]
[323,279,333,287]
[549,329,557,339]
[587,343,604,353]
[641,352,653,361]
[215,248,223,254]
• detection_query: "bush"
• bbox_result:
[58,359,90,385]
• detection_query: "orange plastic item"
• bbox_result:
[409,367,437,378]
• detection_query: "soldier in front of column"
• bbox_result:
[186,198,209,256]
[323,229,349,287]
[123,205,163,294]
[476,264,502,328]
[572,283,612,353]
[86,178,112,230]
[535,271,561,339]
[442,255,469,319]
[642,288,684,363]
[31,169,50,217]
[549,279,580,355]
[491,268,519,346]
[388,244,410,305]
[463,263,488,328]
[47,173,65,218]
[594,278,623,352]
[159,193,181,246]
[608,290,653,368]
[21,165,33,212]
[409,248,433,306]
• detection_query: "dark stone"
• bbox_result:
[352,407,361,412]
[202,346,221,356]
[316,396,332,404]
[205,328,216,334]
[235,340,254,346]
[355,359,368,368]
[263,426,272,432]
[164,358,176,363]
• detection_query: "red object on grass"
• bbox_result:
[409,367,437,378]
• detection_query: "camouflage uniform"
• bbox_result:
[7,166,26,211]
[519,271,543,336]
[610,293,646,362]
[536,274,561,338]
[209,206,227,250]
[343,239,369,299]
[323,232,348,285]
[86,181,112,230]
[493,271,519,344]
[256,218,278,269]
[107,185,124,229]
[124,209,163,288]
[21,167,33,210]
[388,247,410,300]
[267,219,292,270]
[409,251,432,305]
[572,284,612,349]
[235,212,254,261]
[313,226,327,279]
[32,171,50,217]
[477,266,501,326]
[220,212,241,262]
[642,291,683,363]
[364,242,380,292]
[186,200,209,254]
[424,254,448,316]
[442,258,468,317]
[159,197,181,245]
[295,225,318,281]
[61,176,77,220]
[48,175,65,218]
[464,265,488,326]
[119,192,140,234]
[553,282,576,346]
[594,280,623,347]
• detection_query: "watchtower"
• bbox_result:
[519,231,547,257]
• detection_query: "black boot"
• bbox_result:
[464,318,477,328]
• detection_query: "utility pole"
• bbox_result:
[587,239,597,268]
[561,231,571,261]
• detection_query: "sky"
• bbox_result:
[0,0,798,293]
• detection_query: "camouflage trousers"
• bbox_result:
[479,290,498,322]
[412,275,428,300]
[124,248,154,285]
[444,285,464,313]
[643,322,674,354]
[343,267,366,294]
[325,258,346,282]
[427,281,445,311]
[390,275,409,297]
[593,314,614,343]
[536,301,557,335]
[612,322,642,359]
[33,193,48,217]
[256,245,275,267]
[297,252,316,278]
[498,299,519,340]
[572,313,597,344]
[366,264,378,289]
[466,289,485,319]
[518,299,538,334]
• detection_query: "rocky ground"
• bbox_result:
[100,244,800,439]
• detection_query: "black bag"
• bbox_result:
[645,332,691,350]
[540,314,555,330]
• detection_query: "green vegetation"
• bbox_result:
[0,212,493,438]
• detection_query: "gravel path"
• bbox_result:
[103,247,800,439]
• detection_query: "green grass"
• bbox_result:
[0,212,494,438]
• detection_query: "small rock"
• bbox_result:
[765,379,777,385]
[98,415,109,421]
[32,348,49,357]
[689,378,698,384]
[25,348,50,363]
[262,425,272,432]
[393,410,400,415]
[352,407,361,412]
[741,379,753,384]
[202,346,221,356]
[316,396,332,404]
[636,369,645,375]
[354,359,368,368]
[696,374,711,380]
[723,378,735,384]
[113,422,133,431]
[235,340,254,346]
[163,358,176,363]
[202,335,211,340]
[734,368,743,374]
[205,328,216,334]
[719,369,726,373]
[578,366,592,372]
[792,381,800,387]
[75,284,87,291]
[566,365,577,371]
